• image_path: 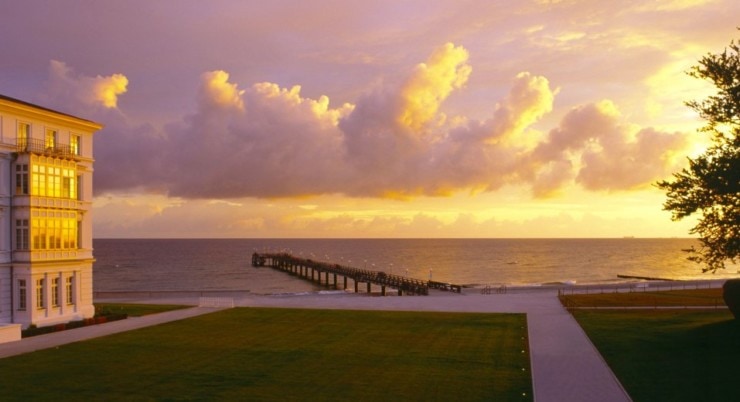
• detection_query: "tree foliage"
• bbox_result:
[657,33,740,273]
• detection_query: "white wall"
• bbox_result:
[0,324,21,344]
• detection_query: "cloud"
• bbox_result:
[577,126,690,191]
[47,43,690,201]
[489,72,556,145]
[42,60,128,112]
[198,70,245,111]
[530,100,690,193]
[93,194,697,239]
[397,42,472,131]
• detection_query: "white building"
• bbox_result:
[0,94,101,342]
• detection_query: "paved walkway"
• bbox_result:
[0,291,632,401]
[526,297,631,402]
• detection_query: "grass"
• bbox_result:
[560,288,724,308]
[95,302,189,317]
[568,287,737,401]
[573,309,739,402]
[0,308,531,401]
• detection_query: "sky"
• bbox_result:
[1,0,737,238]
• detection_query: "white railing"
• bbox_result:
[198,297,235,308]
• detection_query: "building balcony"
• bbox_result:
[13,248,93,263]
[12,195,84,211]
[16,138,81,160]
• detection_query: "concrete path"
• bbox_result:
[526,296,632,402]
[1,291,632,401]
[0,306,225,359]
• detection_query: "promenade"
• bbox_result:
[0,290,632,402]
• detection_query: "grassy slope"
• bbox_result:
[0,308,531,401]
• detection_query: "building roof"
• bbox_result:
[0,93,102,129]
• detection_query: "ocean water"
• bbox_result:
[92,238,739,293]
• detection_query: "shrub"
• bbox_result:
[723,279,740,319]
[21,325,56,338]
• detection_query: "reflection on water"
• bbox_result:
[93,238,739,292]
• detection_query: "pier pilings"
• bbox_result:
[251,252,463,296]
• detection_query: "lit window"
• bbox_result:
[17,122,30,149]
[52,277,60,307]
[29,157,77,199]
[45,129,57,150]
[66,276,74,305]
[70,134,81,155]
[29,213,77,251]
[36,278,45,309]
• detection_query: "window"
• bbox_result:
[45,129,57,150]
[70,134,81,155]
[36,278,45,309]
[62,169,76,199]
[29,157,77,199]
[52,277,60,307]
[18,280,27,310]
[15,219,29,250]
[32,219,46,249]
[66,276,74,305]
[63,219,75,248]
[15,164,28,195]
[30,212,77,251]
[17,122,30,148]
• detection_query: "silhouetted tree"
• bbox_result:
[657,32,739,273]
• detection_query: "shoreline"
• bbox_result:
[93,277,729,308]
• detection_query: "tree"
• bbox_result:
[657,32,740,273]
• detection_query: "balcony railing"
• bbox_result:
[16,138,80,159]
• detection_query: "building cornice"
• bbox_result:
[0,94,103,132]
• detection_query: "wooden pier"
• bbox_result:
[252,252,462,296]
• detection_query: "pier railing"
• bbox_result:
[556,279,724,297]
[252,252,462,296]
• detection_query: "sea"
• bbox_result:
[92,238,739,294]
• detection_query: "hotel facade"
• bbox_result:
[0,94,101,341]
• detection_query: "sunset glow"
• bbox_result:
[1,1,736,238]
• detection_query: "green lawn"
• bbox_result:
[95,302,189,317]
[560,288,724,308]
[0,308,531,401]
[573,310,739,402]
